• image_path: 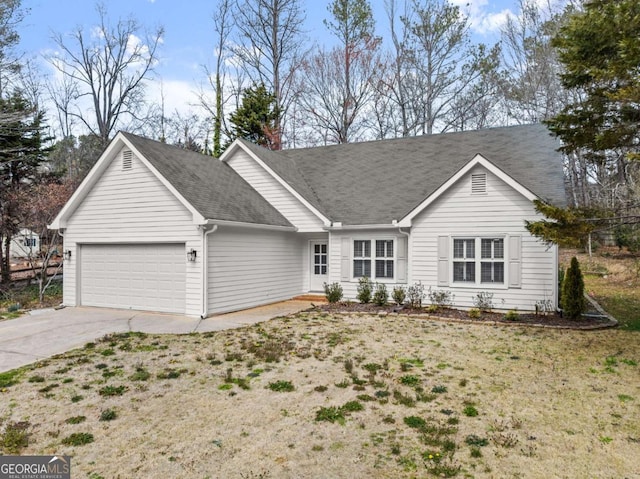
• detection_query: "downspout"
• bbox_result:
[201,224,218,319]
[398,227,410,283]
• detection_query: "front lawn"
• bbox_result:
[1,313,638,478]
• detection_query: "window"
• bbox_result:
[481,238,504,283]
[314,243,327,275]
[23,238,36,247]
[375,240,394,278]
[353,239,395,279]
[353,240,371,278]
[452,237,504,285]
[453,239,475,282]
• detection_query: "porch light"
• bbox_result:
[187,249,197,262]
[64,250,72,260]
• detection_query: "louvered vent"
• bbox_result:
[122,150,133,170]
[471,173,487,194]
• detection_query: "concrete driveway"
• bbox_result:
[0,300,313,373]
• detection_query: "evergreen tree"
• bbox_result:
[228,84,280,149]
[562,257,586,320]
[0,91,50,282]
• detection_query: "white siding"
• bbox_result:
[411,165,556,311]
[63,148,203,316]
[226,150,325,231]
[207,226,304,315]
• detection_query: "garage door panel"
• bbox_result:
[80,244,186,314]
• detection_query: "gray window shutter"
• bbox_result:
[396,236,408,283]
[508,235,522,288]
[341,238,351,281]
[437,236,449,286]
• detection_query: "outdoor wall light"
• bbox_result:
[187,249,197,262]
[64,250,72,260]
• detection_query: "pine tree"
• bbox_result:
[228,84,280,149]
[562,257,586,320]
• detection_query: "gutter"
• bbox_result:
[323,222,401,231]
[204,219,297,232]
[200,224,218,319]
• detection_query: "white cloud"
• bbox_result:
[449,0,515,36]
[475,9,514,35]
[146,78,201,115]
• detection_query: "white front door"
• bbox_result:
[310,240,328,292]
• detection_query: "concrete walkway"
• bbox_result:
[0,300,313,373]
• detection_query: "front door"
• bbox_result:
[310,240,328,292]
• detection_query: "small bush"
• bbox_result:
[468,308,481,319]
[392,286,406,306]
[357,277,373,303]
[323,282,343,303]
[373,283,388,306]
[503,309,519,321]
[406,282,425,308]
[473,292,494,312]
[99,409,117,421]
[428,288,454,308]
[562,257,586,319]
[61,432,94,446]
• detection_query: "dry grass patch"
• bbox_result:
[0,316,639,478]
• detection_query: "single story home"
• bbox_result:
[6,228,41,259]
[49,124,565,317]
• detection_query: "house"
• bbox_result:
[49,124,565,317]
[7,229,41,259]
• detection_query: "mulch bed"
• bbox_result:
[313,300,615,330]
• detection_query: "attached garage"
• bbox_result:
[80,244,186,314]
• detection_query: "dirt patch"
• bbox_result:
[1,312,639,478]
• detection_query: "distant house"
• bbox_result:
[49,124,565,317]
[7,229,41,259]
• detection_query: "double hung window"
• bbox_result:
[453,237,504,285]
[353,239,395,280]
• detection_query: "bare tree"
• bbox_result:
[403,0,495,135]
[498,0,568,124]
[233,0,306,147]
[0,0,24,97]
[50,4,164,146]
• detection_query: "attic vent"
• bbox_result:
[122,150,133,170]
[471,173,487,194]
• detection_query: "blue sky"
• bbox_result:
[16,0,540,129]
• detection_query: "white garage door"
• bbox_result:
[80,244,186,314]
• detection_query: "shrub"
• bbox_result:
[323,282,343,303]
[428,288,454,309]
[357,277,373,303]
[562,257,586,319]
[472,291,494,312]
[392,286,406,306]
[468,308,481,319]
[463,405,479,417]
[503,309,519,321]
[373,283,388,306]
[406,281,425,308]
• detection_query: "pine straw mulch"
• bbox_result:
[314,300,614,330]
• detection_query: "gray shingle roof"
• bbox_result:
[121,132,292,227]
[253,124,565,225]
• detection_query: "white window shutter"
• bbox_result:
[437,236,449,286]
[396,236,408,283]
[340,238,351,282]
[508,235,522,288]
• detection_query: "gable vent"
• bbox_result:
[471,173,487,194]
[122,150,133,170]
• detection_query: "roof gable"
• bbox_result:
[253,124,565,226]
[51,133,293,230]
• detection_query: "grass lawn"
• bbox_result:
[1,313,638,478]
